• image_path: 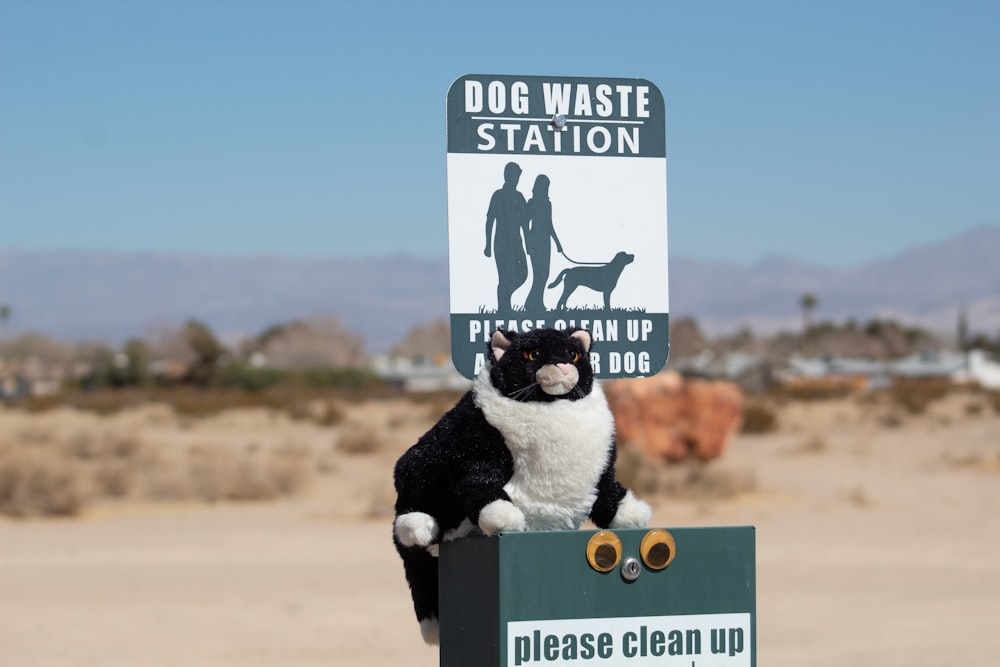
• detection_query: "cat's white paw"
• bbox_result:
[478,499,526,535]
[419,617,440,645]
[394,512,439,547]
[609,491,652,529]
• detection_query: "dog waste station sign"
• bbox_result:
[446,74,669,379]
[440,527,756,667]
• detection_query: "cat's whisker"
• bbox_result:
[508,382,538,401]
[507,383,540,401]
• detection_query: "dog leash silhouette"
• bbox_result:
[557,249,606,266]
[548,250,636,310]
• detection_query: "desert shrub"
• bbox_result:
[741,403,778,434]
[14,427,53,443]
[786,435,829,455]
[186,443,312,502]
[318,402,346,425]
[218,363,285,392]
[889,379,951,415]
[164,388,285,416]
[427,396,464,421]
[81,435,149,498]
[772,383,856,402]
[286,399,346,426]
[22,381,396,419]
[337,423,384,455]
[943,448,1000,472]
[92,459,135,497]
[299,367,383,391]
[0,431,314,516]
[964,401,984,417]
[614,447,647,494]
[405,390,465,420]
[0,433,157,516]
[137,462,196,501]
[615,448,756,499]
[987,390,1000,415]
[188,446,236,502]
[0,443,93,517]
[880,411,905,428]
[678,462,758,499]
[227,444,310,500]
[62,432,143,461]
[845,485,873,508]
[22,388,149,415]
[265,445,313,495]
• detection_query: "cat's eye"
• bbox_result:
[572,352,581,363]
[523,349,540,361]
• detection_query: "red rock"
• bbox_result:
[604,371,744,463]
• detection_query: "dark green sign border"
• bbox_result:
[448,74,666,158]
[451,312,669,380]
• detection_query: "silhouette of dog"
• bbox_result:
[548,251,635,310]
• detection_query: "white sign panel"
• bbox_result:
[507,613,751,666]
[446,74,669,379]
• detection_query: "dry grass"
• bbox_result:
[0,444,93,517]
[284,399,346,426]
[942,448,1000,473]
[0,391,443,518]
[742,402,778,434]
[844,484,874,508]
[337,423,385,455]
[784,434,830,455]
[987,390,1000,414]
[405,390,465,421]
[771,383,857,402]
[889,379,952,414]
[19,386,360,423]
[183,443,312,502]
[0,431,314,517]
[616,448,757,500]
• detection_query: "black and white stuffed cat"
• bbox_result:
[392,327,651,644]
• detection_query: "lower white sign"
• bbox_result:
[507,613,751,666]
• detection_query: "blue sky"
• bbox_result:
[1,0,997,268]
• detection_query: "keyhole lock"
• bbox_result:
[621,557,641,582]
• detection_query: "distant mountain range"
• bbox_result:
[2,225,998,351]
[672,224,1000,339]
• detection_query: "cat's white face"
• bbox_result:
[535,363,580,396]
[489,327,594,402]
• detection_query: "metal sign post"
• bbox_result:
[446,74,670,379]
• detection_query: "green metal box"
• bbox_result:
[440,526,755,666]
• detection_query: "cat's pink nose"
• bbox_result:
[556,363,573,375]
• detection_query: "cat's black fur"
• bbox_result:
[392,327,650,644]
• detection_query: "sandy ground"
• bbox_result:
[1,392,999,666]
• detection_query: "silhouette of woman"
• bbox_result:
[484,162,528,313]
[524,174,563,311]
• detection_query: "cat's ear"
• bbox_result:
[490,329,514,362]
[570,329,592,353]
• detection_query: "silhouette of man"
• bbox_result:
[524,174,563,311]
[484,162,528,312]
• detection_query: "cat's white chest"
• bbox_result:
[474,372,615,530]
